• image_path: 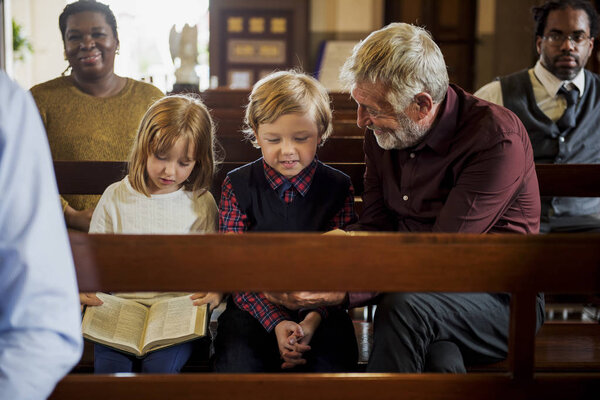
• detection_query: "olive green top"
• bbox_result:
[31,76,164,211]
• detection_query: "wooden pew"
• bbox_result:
[535,164,600,197]
[50,232,600,400]
[53,160,600,199]
[53,161,366,200]
[51,160,600,397]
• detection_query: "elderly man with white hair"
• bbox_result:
[266,22,545,373]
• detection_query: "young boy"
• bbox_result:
[215,70,358,372]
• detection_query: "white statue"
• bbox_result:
[169,24,199,85]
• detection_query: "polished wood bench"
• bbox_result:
[53,160,367,200]
[54,161,600,200]
[50,232,600,399]
[52,160,600,398]
[55,160,600,368]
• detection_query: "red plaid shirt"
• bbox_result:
[219,158,356,331]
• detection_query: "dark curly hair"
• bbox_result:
[533,0,599,39]
[59,0,118,44]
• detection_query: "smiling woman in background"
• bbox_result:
[30,0,163,231]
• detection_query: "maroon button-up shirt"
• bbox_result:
[347,84,540,307]
[350,84,540,234]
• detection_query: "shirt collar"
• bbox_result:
[533,60,585,98]
[415,85,457,155]
[262,158,317,197]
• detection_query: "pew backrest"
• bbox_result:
[50,231,600,400]
[54,160,600,199]
[50,157,600,400]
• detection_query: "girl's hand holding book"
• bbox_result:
[79,292,103,306]
[190,292,223,311]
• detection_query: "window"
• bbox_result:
[105,0,210,92]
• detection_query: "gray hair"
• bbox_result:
[340,22,449,112]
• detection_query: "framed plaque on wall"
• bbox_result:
[209,0,308,88]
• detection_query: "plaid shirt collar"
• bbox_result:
[262,158,317,197]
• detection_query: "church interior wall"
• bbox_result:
[4,0,599,92]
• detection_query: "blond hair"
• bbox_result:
[128,94,218,197]
[340,22,449,112]
[243,70,332,147]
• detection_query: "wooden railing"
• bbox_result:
[54,161,600,199]
[49,231,600,400]
[49,159,600,399]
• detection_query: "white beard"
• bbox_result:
[372,129,404,150]
[369,113,428,150]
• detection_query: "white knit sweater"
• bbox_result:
[90,176,217,234]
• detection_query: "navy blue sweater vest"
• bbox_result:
[228,159,352,231]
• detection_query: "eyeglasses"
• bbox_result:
[543,32,592,46]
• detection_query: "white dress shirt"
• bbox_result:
[474,61,586,122]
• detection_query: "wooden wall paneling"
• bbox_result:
[209,0,308,89]
[492,0,538,78]
[439,43,473,92]
[384,0,477,91]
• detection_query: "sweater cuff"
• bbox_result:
[60,196,68,212]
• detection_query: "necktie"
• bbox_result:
[277,180,293,199]
[556,85,579,131]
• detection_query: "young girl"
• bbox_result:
[82,94,221,373]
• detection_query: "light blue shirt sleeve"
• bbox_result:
[0,72,83,399]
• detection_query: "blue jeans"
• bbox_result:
[94,341,195,373]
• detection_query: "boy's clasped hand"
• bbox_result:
[274,311,321,369]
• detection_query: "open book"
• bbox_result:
[81,292,208,357]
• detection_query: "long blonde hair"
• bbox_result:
[128,94,218,197]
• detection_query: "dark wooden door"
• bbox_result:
[385,0,477,92]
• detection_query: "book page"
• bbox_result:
[81,292,149,354]
[112,291,189,306]
[143,295,206,350]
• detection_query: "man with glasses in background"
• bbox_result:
[476,0,600,233]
